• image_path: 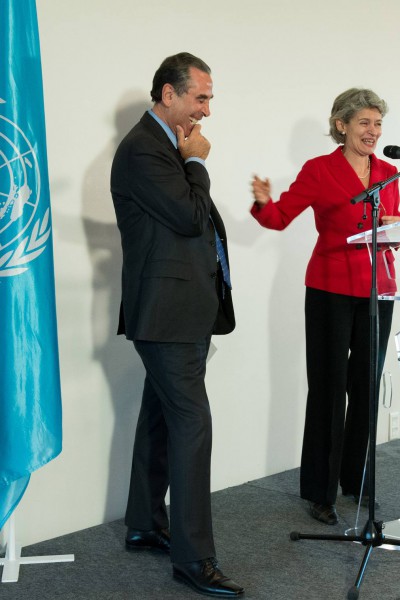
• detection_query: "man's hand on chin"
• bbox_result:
[177,124,210,161]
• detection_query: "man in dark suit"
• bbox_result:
[111,52,243,597]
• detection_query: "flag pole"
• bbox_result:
[0,512,74,583]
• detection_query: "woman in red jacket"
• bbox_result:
[251,88,400,525]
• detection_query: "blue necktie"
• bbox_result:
[210,218,232,290]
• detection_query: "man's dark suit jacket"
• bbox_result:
[111,111,235,343]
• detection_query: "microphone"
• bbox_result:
[383,145,400,159]
[351,168,400,204]
[351,182,382,204]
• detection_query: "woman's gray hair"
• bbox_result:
[329,88,388,144]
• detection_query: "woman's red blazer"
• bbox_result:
[251,146,400,297]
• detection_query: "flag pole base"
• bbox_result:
[0,514,74,583]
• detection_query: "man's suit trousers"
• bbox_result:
[125,337,215,563]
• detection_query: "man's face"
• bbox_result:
[168,67,213,137]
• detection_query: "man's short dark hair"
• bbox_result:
[150,52,211,103]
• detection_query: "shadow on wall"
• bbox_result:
[264,119,333,473]
[81,91,151,523]
[218,117,331,475]
[218,117,331,473]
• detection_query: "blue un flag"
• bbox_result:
[0,0,62,529]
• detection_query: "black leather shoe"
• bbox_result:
[342,491,380,509]
[309,503,338,525]
[173,557,244,597]
[353,495,380,509]
[125,528,170,553]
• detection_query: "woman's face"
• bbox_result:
[338,108,382,157]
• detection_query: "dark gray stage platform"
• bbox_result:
[1,440,400,599]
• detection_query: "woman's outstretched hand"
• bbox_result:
[252,175,271,206]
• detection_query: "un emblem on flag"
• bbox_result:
[0,113,51,276]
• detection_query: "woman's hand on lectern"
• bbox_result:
[381,215,400,225]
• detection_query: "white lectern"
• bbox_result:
[348,221,400,300]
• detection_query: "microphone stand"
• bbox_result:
[290,171,400,600]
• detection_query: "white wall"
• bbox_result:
[5,0,400,546]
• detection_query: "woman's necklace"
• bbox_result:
[358,157,370,179]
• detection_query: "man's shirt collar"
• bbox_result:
[148,109,177,149]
